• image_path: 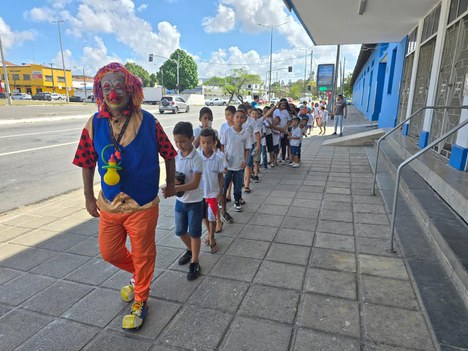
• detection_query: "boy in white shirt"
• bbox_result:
[271,117,281,166]
[243,106,260,192]
[165,122,204,281]
[193,107,217,149]
[219,106,236,204]
[199,128,224,253]
[288,116,302,168]
[221,110,251,213]
[319,106,329,135]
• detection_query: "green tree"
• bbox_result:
[124,62,151,87]
[149,73,157,87]
[205,68,262,103]
[342,73,353,98]
[157,49,198,91]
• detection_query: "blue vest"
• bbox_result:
[93,110,160,206]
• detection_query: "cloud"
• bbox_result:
[202,4,235,33]
[137,3,148,12]
[80,36,122,75]
[23,7,55,22]
[0,17,36,50]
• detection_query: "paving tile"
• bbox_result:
[84,331,153,351]
[354,203,387,214]
[356,223,390,239]
[304,268,357,300]
[254,260,305,290]
[150,270,203,302]
[258,204,289,215]
[221,316,292,351]
[62,288,126,327]
[275,228,314,246]
[13,215,58,229]
[156,232,187,249]
[226,210,254,224]
[236,201,262,213]
[286,206,320,219]
[188,276,249,313]
[17,318,99,351]
[159,305,232,350]
[156,215,175,230]
[108,297,180,340]
[169,251,221,274]
[327,187,351,195]
[65,257,118,285]
[324,194,352,203]
[0,273,55,305]
[0,309,53,350]
[225,238,270,259]
[357,237,400,257]
[210,255,261,282]
[0,225,31,243]
[266,243,310,266]
[0,304,11,317]
[363,303,435,350]
[322,201,353,211]
[31,253,90,278]
[361,275,418,310]
[298,293,360,338]
[9,228,57,246]
[293,328,360,351]
[364,343,420,351]
[1,246,56,271]
[248,213,285,227]
[359,254,409,280]
[23,281,93,316]
[66,236,100,256]
[315,232,355,252]
[295,192,324,201]
[317,220,354,235]
[355,213,390,225]
[200,235,234,255]
[311,248,357,272]
[291,198,322,209]
[220,223,247,237]
[155,246,185,269]
[239,224,277,241]
[0,267,21,284]
[239,284,300,324]
[353,195,385,204]
[267,190,296,198]
[320,209,354,223]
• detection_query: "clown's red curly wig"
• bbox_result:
[93,62,143,116]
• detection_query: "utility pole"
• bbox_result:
[310,50,314,79]
[176,53,180,92]
[330,45,341,110]
[82,67,87,98]
[303,49,307,93]
[342,57,346,95]
[0,35,12,105]
[50,63,55,93]
[52,20,70,102]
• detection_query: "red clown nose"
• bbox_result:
[109,89,118,100]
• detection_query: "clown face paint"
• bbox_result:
[101,72,129,111]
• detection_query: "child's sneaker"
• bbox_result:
[221,211,234,224]
[187,262,201,281]
[234,201,242,212]
[253,176,260,183]
[120,282,135,303]
[122,300,148,330]
[178,250,192,265]
[292,163,300,168]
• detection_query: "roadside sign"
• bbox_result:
[317,64,334,87]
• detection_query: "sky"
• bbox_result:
[0,0,361,85]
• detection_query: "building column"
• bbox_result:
[419,0,450,148]
[449,74,468,171]
[403,18,424,136]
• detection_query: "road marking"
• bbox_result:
[0,142,77,157]
[0,128,82,139]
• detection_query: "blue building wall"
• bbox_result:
[352,38,407,128]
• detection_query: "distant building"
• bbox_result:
[72,74,94,98]
[0,62,74,96]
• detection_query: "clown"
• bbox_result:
[73,62,177,329]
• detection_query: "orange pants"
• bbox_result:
[99,206,159,302]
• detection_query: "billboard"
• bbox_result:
[32,71,43,80]
[317,64,334,87]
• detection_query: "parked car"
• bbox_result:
[69,95,83,102]
[12,93,32,100]
[205,97,227,106]
[344,97,353,105]
[32,92,52,101]
[270,97,280,104]
[0,92,6,99]
[50,93,64,100]
[83,95,95,103]
[159,95,189,114]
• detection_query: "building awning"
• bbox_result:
[283,0,440,45]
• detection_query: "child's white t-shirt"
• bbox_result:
[200,150,225,199]
[221,127,252,171]
[243,116,259,146]
[175,147,204,203]
[289,126,302,147]
[219,122,230,140]
[272,129,281,146]
[321,110,329,122]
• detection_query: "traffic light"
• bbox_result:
[307,85,311,91]
[149,54,153,62]
[288,66,292,72]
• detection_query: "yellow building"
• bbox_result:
[0,62,74,96]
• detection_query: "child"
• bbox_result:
[199,128,224,253]
[220,106,236,204]
[168,121,204,281]
[215,136,227,233]
[319,106,329,135]
[243,106,260,192]
[194,107,218,149]
[263,106,274,167]
[271,117,281,166]
[221,109,251,212]
[298,106,311,137]
[288,116,302,168]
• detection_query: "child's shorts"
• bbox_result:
[253,150,261,162]
[202,198,219,222]
[175,200,203,238]
[265,134,274,152]
[273,144,280,154]
[290,145,300,156]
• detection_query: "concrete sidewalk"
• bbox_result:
[0,109,437,351]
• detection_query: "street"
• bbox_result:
[0,104,227,213]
